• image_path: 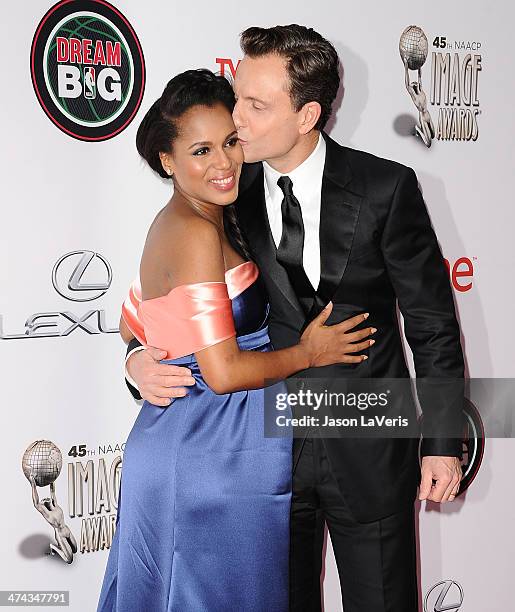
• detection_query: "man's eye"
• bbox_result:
[193,147,209,156]
[252,104,264,111]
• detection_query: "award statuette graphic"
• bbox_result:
[22,440,78,564]
[399,25,435,148]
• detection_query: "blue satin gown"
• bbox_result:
[97,265,292,611]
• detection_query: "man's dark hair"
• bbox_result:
[240,24,340,131]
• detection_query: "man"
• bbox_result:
[124,25,464,612]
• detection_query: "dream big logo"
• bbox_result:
[31,0,145,141]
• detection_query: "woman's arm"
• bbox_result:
[196,306,371,394]
[119,314,135,345]
[141,211,374,395]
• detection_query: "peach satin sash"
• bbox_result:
[121,261,258,359]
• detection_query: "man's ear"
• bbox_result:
[298,101,322,135]
[159,152,174,177]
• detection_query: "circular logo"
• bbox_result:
[424,580,463,612]
[52,250,112,301]
[31,0,145,141]
[417,398,484,496]
[460,397,485,493]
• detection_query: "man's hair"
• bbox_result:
[240,24,340,131]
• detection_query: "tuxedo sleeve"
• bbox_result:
[125,337,143,401]
[381,166,464,458]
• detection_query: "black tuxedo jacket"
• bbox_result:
[126,131,464,522]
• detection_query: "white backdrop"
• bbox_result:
[1,1,514,610]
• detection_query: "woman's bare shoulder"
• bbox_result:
[140,200,225,299]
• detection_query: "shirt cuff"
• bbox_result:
[125,345,145,392]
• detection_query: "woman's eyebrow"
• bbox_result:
[188,140,212,149]
[188,131,238,149]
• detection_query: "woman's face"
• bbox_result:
[162,103,244,207]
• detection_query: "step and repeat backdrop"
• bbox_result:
[1,1,513,610]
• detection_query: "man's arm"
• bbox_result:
[381,166,464,501]
[125,338,144,400]
[382,165,464,454]
[124,334,198,406]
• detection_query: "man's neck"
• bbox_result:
[264,130,321,175]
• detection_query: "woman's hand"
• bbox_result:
[299,302,376,368]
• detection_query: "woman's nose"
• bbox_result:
[213,149,231,169]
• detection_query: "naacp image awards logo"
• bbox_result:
[399,25,482,147]
[22,439,124,560]
[31,0,145,141]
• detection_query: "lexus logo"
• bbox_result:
[52,251,112,302]
[424,580,464,612]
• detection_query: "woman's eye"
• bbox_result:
[193,147,209,156]
[225,137,238,147]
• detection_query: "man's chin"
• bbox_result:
[242,152,263,164]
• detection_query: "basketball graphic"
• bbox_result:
[31,0,145,141]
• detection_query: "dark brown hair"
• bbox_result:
[136,69,236,180]
[240,24,340,131]
[136,69,251,260]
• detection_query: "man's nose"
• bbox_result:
[232,100,244,129]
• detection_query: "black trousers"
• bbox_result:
[289,435,419,612]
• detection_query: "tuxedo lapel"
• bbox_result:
[237,134,364,321]
[237,164,304,316]
[312,133,363,311]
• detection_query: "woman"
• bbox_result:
[97,69,374,612]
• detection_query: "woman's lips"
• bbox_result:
[209,173,236,191]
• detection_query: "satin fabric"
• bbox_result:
[121,261,259,358]
[98,265,292,611]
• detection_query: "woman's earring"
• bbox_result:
[167,167,173,177]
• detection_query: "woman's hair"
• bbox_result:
[136,69,252,260]
[240,24,340,131]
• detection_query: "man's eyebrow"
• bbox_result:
[188,131,238,150]
[238,95,268,105]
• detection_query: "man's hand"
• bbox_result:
[127,347,195,407]
[419,456,462,502]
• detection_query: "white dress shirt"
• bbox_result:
[262,132,326,290]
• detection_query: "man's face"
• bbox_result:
[233,54,303,165]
